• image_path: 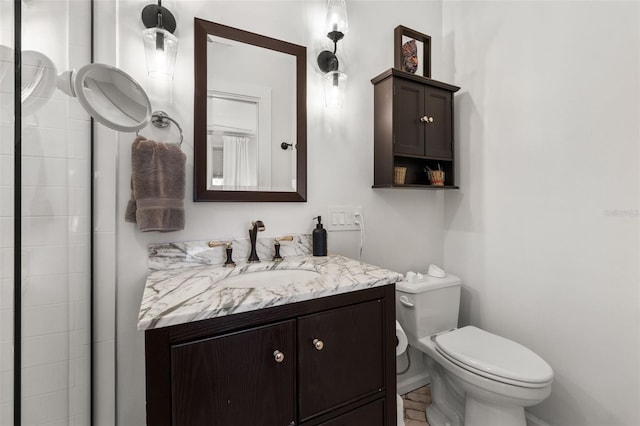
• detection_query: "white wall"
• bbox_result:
[442,2,640,425]
[110,1,446,424]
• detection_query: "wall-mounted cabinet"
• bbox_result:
[372,68,460,189]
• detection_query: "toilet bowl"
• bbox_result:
[396,276,553,426]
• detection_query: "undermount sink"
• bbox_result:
[218,269,320,289]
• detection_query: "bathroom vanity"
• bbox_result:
[138,235,402,426]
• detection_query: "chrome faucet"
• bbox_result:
[248,220,265,262]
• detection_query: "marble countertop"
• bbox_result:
[138,235,403,331]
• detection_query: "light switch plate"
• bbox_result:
[327,206,363,231]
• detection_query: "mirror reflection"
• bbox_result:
[194,19,307,202]
[207,35,296,192]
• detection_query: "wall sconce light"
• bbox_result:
[141,0,178,80]
[317,0,348,107]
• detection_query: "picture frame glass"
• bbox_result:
[401,35,424,76]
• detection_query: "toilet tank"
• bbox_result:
[396,274,462,346]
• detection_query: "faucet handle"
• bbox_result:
[207,241,235,267]
[275,235,294,243]
[208,241,232,248]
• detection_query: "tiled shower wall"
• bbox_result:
[1,0,92,424]
[0,0,15,423]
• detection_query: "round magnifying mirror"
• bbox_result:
[0,46,57,116]
[63,63,152,132]
[22,50,57,116]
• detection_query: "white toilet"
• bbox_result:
[396,275,553,426]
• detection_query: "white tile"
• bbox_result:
[21,389,68,426]
[22,360,70,398]
[22,303,70,338]
[22,245,69,277]
[0,216,13,248]
[68,98,90,123]
[21,186,68,217]
[0,154,12,186]
[69,336,88,361]
[66,121,90,160]
[22,274,69,307]
[0,125,14,155]
[0,248,13,279]
[0,401,12,426]
[0,340,12,372]
[68,215,89,246]
[68,272,89,304]
[70,329,89,356]
[0,309,11,343]
[30,98,67,130]
[40,416,72,426]
[69,158,91,189]
[21,156,70,188]
[0,369,12,403]
[22,332,69,368]
[22,216,69,247]
[69,244,88,274]
[71,299,90,331]
[69,372,89,420]
[68,0,91,48]
[69,43,91,70]
[0,278,12,310]
[69,187,89,218]
[21,126,69,159]
[0,186,13,217]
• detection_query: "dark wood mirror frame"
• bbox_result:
[193,18,307,202]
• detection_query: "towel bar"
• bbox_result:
[136,110,184,146]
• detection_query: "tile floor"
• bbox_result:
[401,385,431,425]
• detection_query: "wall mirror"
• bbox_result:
[194,18,307,201]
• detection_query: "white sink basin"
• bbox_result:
[218,269,320,289]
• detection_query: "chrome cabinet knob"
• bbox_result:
[420,116,434,123]
[313,338,324,351]
[273,350,285,363]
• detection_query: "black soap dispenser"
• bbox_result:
[312,216,327,256]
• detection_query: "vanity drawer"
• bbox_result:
[170,320,296,426]
[297,299,385,421]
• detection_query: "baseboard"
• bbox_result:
[397,372,430,395]
[526,411,552,426]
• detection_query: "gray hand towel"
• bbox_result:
[125,136,186,232]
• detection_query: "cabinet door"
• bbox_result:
[317,400,384,426]
[298,300,385,421]
[171,320,296,426]
[424,85,453,159]
[393,79,425,156]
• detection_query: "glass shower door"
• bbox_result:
[1,0,93,424]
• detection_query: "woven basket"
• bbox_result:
[427,170,445,186]
[394,167,407,184]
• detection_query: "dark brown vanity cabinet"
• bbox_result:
[372,68,460,188]
[145,285,396,426]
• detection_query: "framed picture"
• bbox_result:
[394,25,431,78]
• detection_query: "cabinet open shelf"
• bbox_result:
[373,184,460,189]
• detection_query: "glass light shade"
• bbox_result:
[324,70,347,108]
[142,27,178,80]
[324,0,349,36]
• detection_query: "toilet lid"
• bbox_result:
[434,326,553,386]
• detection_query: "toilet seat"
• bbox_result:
[434,326,553,388]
